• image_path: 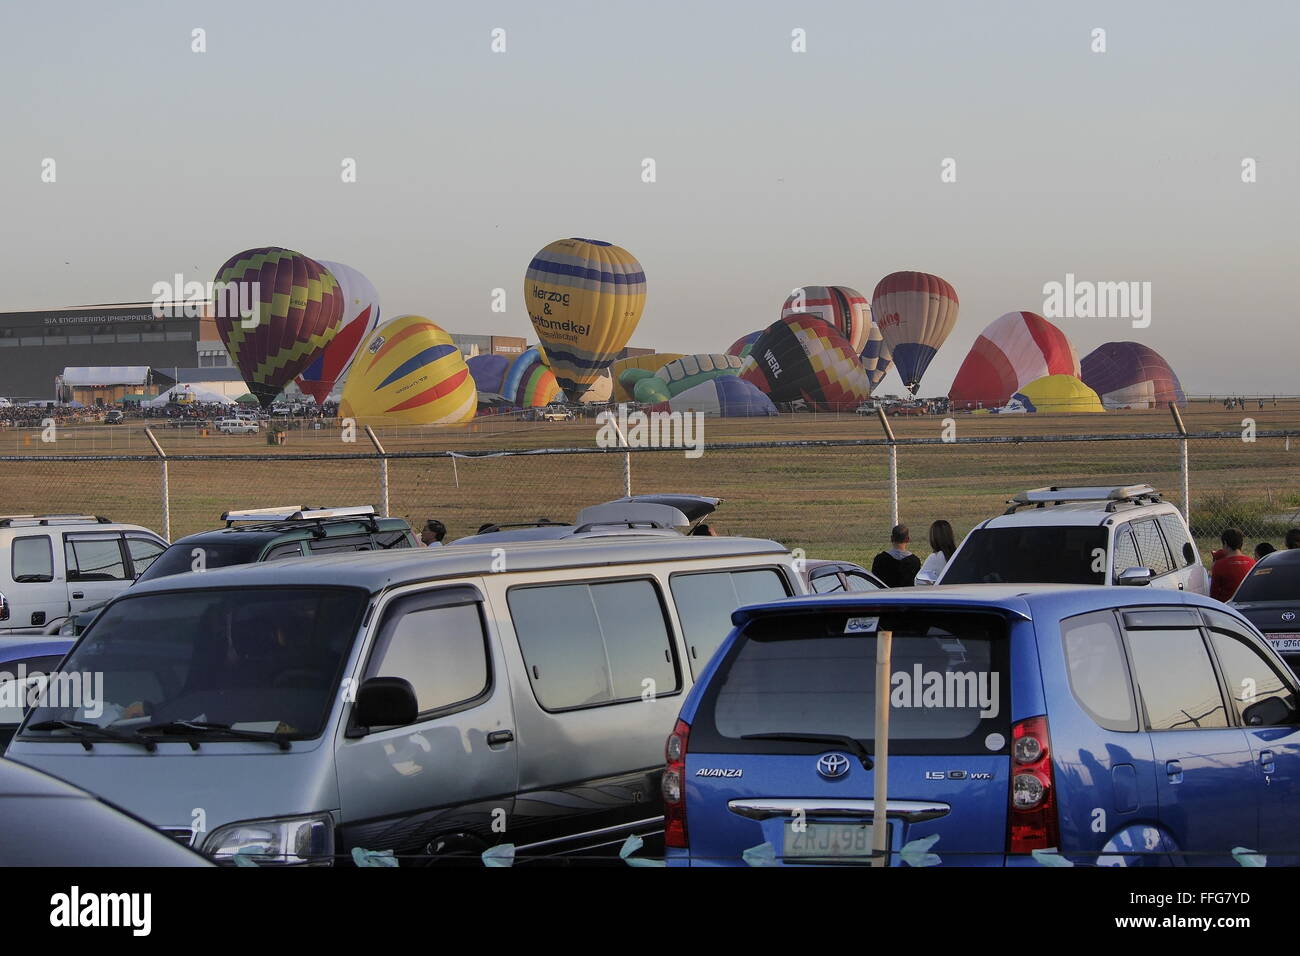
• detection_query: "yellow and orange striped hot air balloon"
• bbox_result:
[214,247,344,408]
[338,315,476,426]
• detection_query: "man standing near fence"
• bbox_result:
[420,519,447,548]
[872,524,922,588]
[1210,528,1255,602]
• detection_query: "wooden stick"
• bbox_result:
[872,628,893,867]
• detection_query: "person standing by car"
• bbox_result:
[919,520,957,581]
[1286,528,1300,550]
[1210,528,1255,602]
[1255,542,1277,560]
[871,524,922,588]
[420,519,446,548]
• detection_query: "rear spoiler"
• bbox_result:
[731,597,1033,628]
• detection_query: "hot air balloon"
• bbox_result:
[859,325,893,391]
[1080,342,1187,409]
[948,311,1080,410]
[649,376,777,417]
[294,260,381,404]
[782,286,872,353]
[524,238,646,400]
[1004,374,1105,414]
[466,353,512,407]
[214,247,344,407]
[502,346,563,408]
[741,315,872,411]
[654,354,744,393]
[612,352,682,402]
[338,315,476,425]
[726,331,763,359]
[870,272,959,394]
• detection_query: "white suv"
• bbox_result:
[216,418,259,434]
[0,515,168,634]
[933,485,1210,594]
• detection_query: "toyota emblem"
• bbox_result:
[816,753,852,779]
[1283,611,1296,622]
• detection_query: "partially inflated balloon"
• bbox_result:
[1008,374,1105,414]
[524,238,646,399]
[870,272,959,394]
[726,331,763,359]
[1081,342,1186,409]
[338,315,476,425]
[215,247,344,407]
[649,376,777,417]
[741,315,872,411]
[295,260,381,404]
[782,286,872,353]
[611,352,682,402]
[466,353,512,406]
[502,346,563,408]
[654,353,745,397]
[949,311,1079,410]
[859,325,893,391]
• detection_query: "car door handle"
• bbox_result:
[487,730,514,746]
[71,591,84,600]
[1165,760,1183,783]
[1260,750,1276,774]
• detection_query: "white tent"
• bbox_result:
[144,384,236,407]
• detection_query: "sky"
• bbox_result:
[2,0,1296,394]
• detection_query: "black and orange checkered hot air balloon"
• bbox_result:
[213,247,344,408]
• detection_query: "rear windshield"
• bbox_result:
[1234,559,1300,603]
[942,526,1107,585]
[136,540,267,582]
[693,610,1010,756]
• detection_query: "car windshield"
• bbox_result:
[1234,560,1300,603]
[942,526,1108,585]
[136,540,267,582]
[22,587,367,739]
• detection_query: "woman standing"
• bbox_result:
[919,520,957,582]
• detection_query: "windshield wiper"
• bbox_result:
[742,732,873,769]
[25,719,157,752]
[137,720,292,751]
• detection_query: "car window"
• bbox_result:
[1061,611,1138,732]
[125,536,165,576]
[844,572,883,592]
[264,542,304,560]
[136,540,264,582]
[1124,627,1228,730]
[670,568,790,676]
[1233,558,1300,602]
[367,599,489,716]
[372,530,412,550]
[1208,629,1297,726]
[941,527,1107,585]
[11,536,53,583]
[509,579,679,710]
[1157,514,1196,569]
[64,536,127,581]
[1130,519,1173,576]
[307,534,371,554]
[810,570,845,594]
[1112,526,1141,577]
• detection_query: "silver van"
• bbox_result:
[7,533,801,865]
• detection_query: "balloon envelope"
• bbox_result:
[524,238,646,400]
[726,331,763,359]
[502,346,563,408]
[741,315,872,411]
[1007,374,1105,414]
[859,325,893,392]
[1080,342,1187,409]
[654,353,745,397]
[214,247,345,407]
[782,286,872,353]
[949,311,1079,410]
[338,315,476,425]
[650,375,777,417]
[466,353,512,406]
[870,272,959,394]
[612,352,682,402]
[295,260,381,404]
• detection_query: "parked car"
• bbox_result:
[10,533,804,865]
[59,506,417,636]
[215,417,259,434]
[540,406,575,422]
[0,759,209,866]
[0,514,168,636]
[0,636,74,746]
[103,409,124,424]
[932,485,1209,593]
[801,559,886,593]
[665,584,1299,866]
[1231,547,1300,670]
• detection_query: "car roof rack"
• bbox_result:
[1004,484,1162,515]
[221,505,377,527]
[0,513,112,528]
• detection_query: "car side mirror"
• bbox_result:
[914,567,939,586]
[1242,695,1292,727]
[1116,566,1156,586]
[351,677,418,732]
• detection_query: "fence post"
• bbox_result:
[877,407,898,526]
[364,425,389,517]
[1170,405,1190,520]
[144,427,170,540]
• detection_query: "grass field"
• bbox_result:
[1,400,1296,567]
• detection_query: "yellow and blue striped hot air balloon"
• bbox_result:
[524,238,646,401]
[338,315,476,426]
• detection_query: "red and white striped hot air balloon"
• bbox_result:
[948,311,1080,410]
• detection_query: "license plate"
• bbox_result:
[1267,634,1300,652]
[782,821,885,862]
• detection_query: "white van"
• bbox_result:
[0,515,168,634]
[216,418,259,434]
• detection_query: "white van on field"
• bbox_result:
[216,418,259,434]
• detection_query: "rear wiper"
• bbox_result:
[25,719,157,752]
[137,720,292,751]
[742,732,873,769]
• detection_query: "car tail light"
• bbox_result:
[663,719,690,849]
[1008,715,1059,854]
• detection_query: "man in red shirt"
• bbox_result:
[1210,528,1256,602]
